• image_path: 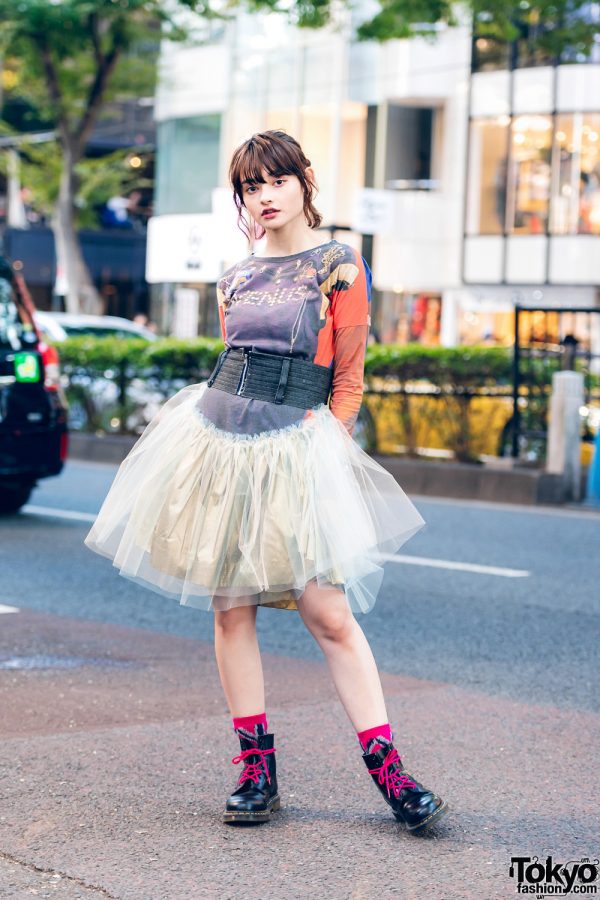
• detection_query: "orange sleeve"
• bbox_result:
[327,250,371,436]
[329,324,369,436]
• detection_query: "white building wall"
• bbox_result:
[153,11,600,347]
[154,12,472,302]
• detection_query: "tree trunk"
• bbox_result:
[52,145,103,315]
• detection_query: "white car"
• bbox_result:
[32,313,161,432]
[33,311,157,343]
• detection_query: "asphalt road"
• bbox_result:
[1,460,599,899]
[2,458,599,713]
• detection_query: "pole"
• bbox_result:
[512,304,521,459]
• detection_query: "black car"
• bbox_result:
[0,258,68,513]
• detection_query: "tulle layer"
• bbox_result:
[84,381,425,614]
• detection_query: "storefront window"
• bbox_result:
[466,119,509,235]
[551,113,600,235]
[458,306,514,346]
[377,292,442,345]
[507,115,552,233]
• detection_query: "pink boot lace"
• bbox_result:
[231,746,276,785]
[368,746,417,798]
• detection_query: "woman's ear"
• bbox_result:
[305,166,319,203]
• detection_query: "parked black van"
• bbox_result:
[0,258,68,513]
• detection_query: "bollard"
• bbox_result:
[585,428,600,505]
[546,370,584,501]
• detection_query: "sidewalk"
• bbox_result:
[1,609,598,899]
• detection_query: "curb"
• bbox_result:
[68,431,137,464]
[371,455,568,505]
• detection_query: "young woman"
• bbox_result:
[85,130,448,833]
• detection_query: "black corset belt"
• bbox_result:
[206,347,333,410]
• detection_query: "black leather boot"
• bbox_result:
[223,731,281,824]
[362,737,448,833]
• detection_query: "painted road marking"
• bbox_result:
[23,505,96,524]
[21,506,530,578]
[0,604,19,614]
[379,553,530,578]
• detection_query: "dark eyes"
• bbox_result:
[246,179,285,193]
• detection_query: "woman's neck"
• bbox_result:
[256,222,328,258]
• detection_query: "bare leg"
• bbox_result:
[213,601,266,718]
[295,579,388,732]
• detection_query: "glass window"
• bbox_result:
[376,292,442,345]
[472,36,511,73]
[472,4,600,71]
[458,306,514,346]
[0,276,35,350]
[507,115,552,233]
[385,105,438,187]
[557,2,600,64]
[155,115,221,216]
[551,113,600,235]
[514,13,556,68]
[466,118,509,235]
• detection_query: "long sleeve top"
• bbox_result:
[198,239,372,438]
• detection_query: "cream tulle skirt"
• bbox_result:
[84,382,425,614]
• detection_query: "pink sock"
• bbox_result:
[232,712,268,745]
[357,722,393,753]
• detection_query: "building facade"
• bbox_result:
[150,7,600,349]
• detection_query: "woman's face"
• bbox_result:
[241,167,309,231]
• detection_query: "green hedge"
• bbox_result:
[57,335,223,377]
[57,335,513,387]
[364,344,512,388]
[55,336,599,461]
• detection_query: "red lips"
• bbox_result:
[262,208,279,216]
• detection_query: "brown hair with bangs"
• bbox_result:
[229,130,322,243]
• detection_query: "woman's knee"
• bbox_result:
[298,587,355,643]
[214,603,257,636]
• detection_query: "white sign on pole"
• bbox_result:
[351,188,396,235]
[146,214,223,284]
[172,287,200,338]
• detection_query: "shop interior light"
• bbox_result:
[14,352,41,383]
[514,115,552,132]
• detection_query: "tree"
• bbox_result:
[0,0,596,314]
[0,0,188,313]
[0,127,151,229]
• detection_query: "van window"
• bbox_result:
[0,277,36,350]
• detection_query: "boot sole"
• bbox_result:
[223,794,281,825]
[394,799,449,834]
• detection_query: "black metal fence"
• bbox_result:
[512,305,600,461]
